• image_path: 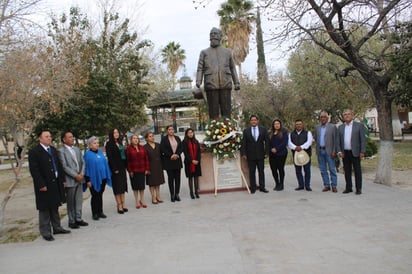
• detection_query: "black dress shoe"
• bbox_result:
[123,208,128,212]
[98,213,107,218]
[171,197,175,202]
[305,187,312,191]
[76,220,89,226]
[175,195,181,202]
[195,193,200,199]
[356,190,362,195]
[295,187,304,191]
[69,223,80,229]
[43,235,55,241]
[190,194,195,199]
[92,214,99,220]
[343,189,353,194]
[260,188,269,193]
[117,209,124,214]
[53,228,71,234]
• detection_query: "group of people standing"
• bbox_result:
[28,109,365,242]
[241,109,366,196]
[28,126,202,241]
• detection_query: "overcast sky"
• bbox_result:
[40,0,287,79]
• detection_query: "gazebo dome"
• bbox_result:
[180,75,191,81]
[179,75,192,90]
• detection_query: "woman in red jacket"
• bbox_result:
[126,134,149,209]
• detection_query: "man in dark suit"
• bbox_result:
[196,27,240,119]
[241,115,270,193]
[28,130,70,241]
[338,109,366,195]
[288,119,313,191]
[314,111,338,192]
[58,131,88,229]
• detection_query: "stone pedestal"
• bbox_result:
[198,151,250,194]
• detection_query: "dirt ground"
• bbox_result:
[364,169,412,191]
[0,167,411,243]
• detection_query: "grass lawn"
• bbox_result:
[362,141,412,172]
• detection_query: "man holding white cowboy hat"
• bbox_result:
[288,119,313,191]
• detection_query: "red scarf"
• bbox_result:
[188,140,198,174]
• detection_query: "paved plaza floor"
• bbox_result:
[1,165,411,274]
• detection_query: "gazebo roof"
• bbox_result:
[147,75,203,108]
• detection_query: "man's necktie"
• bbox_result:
[253,127,257,141]
[47,147,58,177]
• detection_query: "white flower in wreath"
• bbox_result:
[206,130,210,135]
[214,129,220,134]
[223,154,229,158]
[219,144,224,149]
[217,135,222,139]
[224,142,230,146]
[213,135,217,139]
[213,148,217,154]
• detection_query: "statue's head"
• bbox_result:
[209,27,222,48]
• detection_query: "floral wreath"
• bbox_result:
[203,117,242,159]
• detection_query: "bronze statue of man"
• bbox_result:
[196,27,240,120]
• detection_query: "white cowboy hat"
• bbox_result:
[294,150,310,166]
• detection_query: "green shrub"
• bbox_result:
[365,137,378,157]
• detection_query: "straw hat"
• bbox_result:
[294,150,310,166]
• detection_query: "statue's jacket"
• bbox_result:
[196,46,240,91]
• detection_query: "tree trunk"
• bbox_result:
[391,103,402,137]
[0,135,22,236]
[373,88,393,186]
[237,64,242,82]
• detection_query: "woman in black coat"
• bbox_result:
[105,128,128,214]
[160,125,183,202]
[182,128,202,199]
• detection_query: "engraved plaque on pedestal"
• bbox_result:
[213,156,242,189]
[198,151,248,194]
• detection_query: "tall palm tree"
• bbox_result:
[161,41,186,85]
[217,0,255,79]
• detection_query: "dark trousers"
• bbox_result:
[188,176,199,195]
[66,184,83,225]
[38,206,62,237]
[294,160,311,188]
[248,159,265,191]
[206,89,231,119]
[90,181,106,215]
[343,150,362,191]
[166,169,181,197]
[269,155,287,188]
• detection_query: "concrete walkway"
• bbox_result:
[1,165,411,274]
